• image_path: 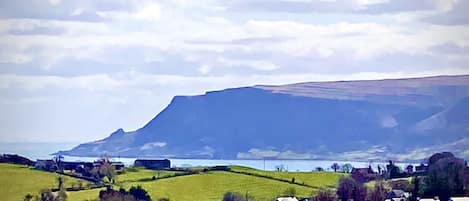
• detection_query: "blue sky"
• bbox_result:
[0,0,468,143]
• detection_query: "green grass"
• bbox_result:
[0,163,89,201]
[116,168,177,183]
[1,164,345,201]
[67,188,104,201]
[123,171,318,201]
[230,165,346,188]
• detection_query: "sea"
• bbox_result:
[0,142,415,171]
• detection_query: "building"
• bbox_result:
[351,165,378,183]
[385,190,409,201]
[62,161,93,171]
[134,159,170,170]
[111,162,125,171]
[276,197,298,201]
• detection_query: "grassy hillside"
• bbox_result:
[1,164,345,201]
[123,171,318,201]
[230,166,346,188]
[68,188,104,201]
[116,168,177,183]
[69,167,345,201]
[0,163,89,201]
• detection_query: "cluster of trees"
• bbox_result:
[417,152,467,201]
[98,186,153,201]
[330,163,353,173]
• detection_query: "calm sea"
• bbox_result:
[0,142,414,171]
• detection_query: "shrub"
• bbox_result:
[222,192,247,201]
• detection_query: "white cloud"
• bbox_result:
[48,0,61,6]
[0,0,468,142]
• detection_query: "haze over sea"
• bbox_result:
[0,142,416,171]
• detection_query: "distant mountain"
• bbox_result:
[58,75,469,162]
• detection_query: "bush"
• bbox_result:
[222,192,247,201]
[129,186,152,201]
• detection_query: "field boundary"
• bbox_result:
[227,169,322,189]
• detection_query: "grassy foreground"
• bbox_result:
[70,166,346,201]
[0,163,89,201]
[0,163,346,201]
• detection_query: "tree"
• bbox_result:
[367,181,387,201]
[423,154,465,201]
[336,177,367,201]
[409,176,420,201]
[331,163,340,172]
[57,176,64,190]
[92,156,116,183]
[341,164,353,173]
[313,189,336,201]
[428,152,454,166]
[275,164,286,172]
[386,160,402,179]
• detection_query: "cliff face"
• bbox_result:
[58,75,469,161]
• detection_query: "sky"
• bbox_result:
[0,0,468,143]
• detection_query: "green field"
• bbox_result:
[0,163,89,201]
[1,163,346,201]
[123,171,319,201]
[230,166,346,188]
[116,168,178,183]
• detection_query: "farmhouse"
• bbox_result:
[351,165,378,183]
[134,159,170,170]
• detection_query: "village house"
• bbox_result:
[351,165,379,183]
[134,159,171,170]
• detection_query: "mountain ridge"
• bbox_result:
[58,74,469,162]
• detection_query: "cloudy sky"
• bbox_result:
[0,0,468,143]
